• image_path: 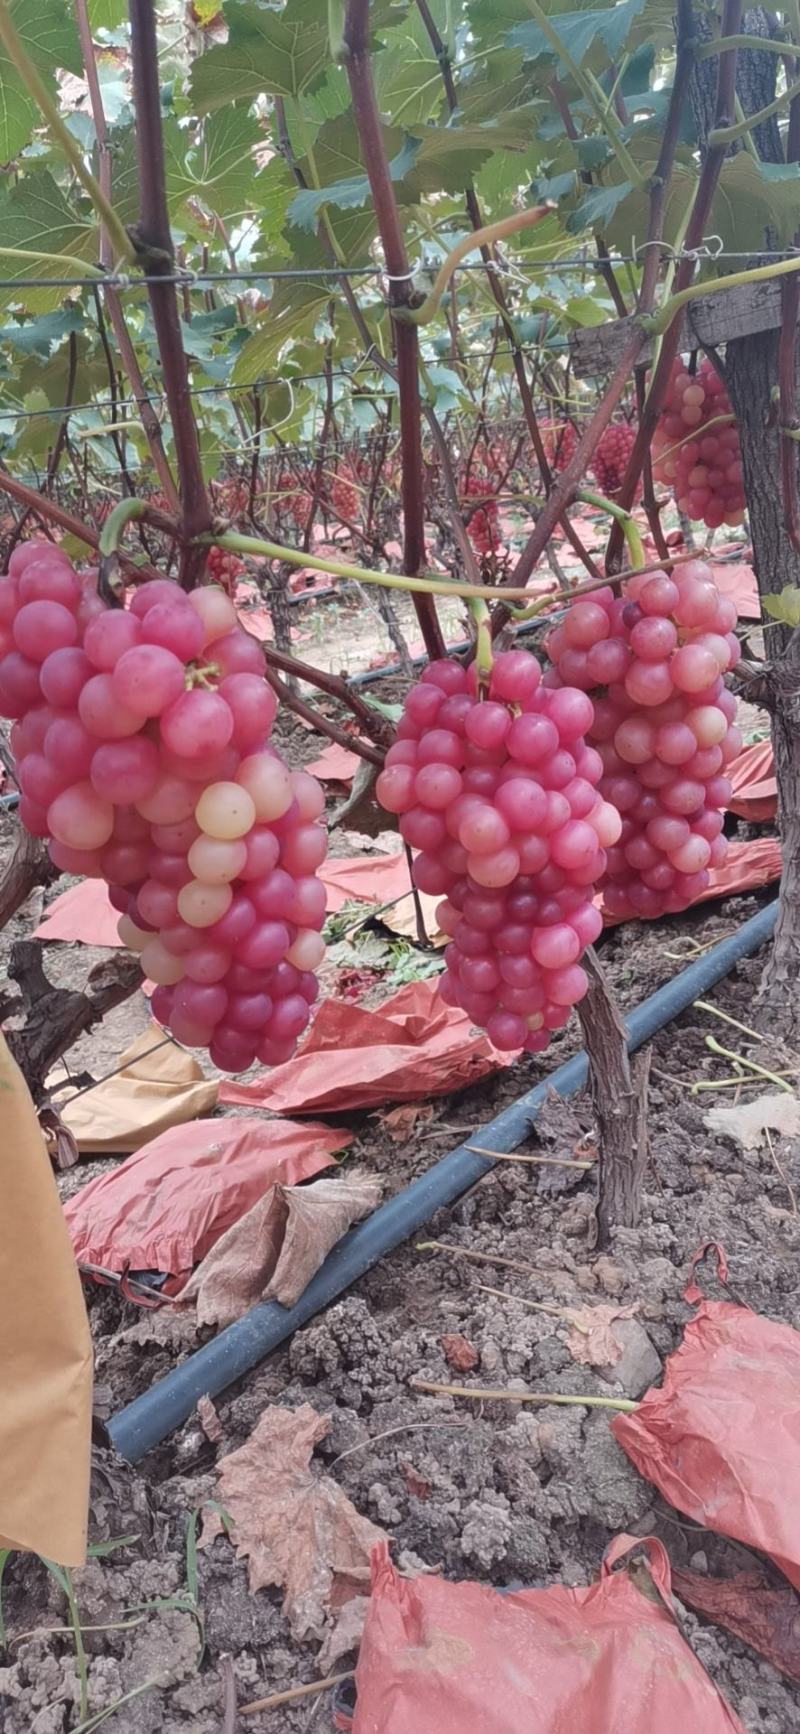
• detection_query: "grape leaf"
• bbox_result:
[0,0,83,161]
[190,0,330,111]
[231,282,333,386]
[763,587,800,628]
[0,174,98,314]
[0,307,84,357]
[289,135,419,231]
[508,0,650,70]
[171,108,265,220]
[567,181,633,233]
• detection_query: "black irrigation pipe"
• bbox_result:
[108,895,778,1463]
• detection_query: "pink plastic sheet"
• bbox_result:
[219,978,513,1113]
[342,1539,744,1733]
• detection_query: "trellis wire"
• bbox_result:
[0,246,795,293]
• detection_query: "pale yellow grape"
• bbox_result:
[177,878,233,928]
[117,914,150,952]
[189,586,238,644]
[140,938,186,985]
[195,780,256,840]
[187,834,248,884]
[237,752,293,821]
[286,928,326,970]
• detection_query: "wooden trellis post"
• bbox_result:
[569,285,800,1032]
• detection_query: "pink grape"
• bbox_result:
[83,610,142,669]
[90,736,161,804]
[160,688,234,760]
[189,586,238,643]
[48,781,115,849]
[0,651,42,716]
[217,673,277,749]
[40,647,92,707]
[13,600,78,661]
[130,578,192,618]
[18,562,80,610]
[207,627,264,677]
[45,716,95,780]
[141,603,205,661]
[80,674,143,738]
[112,644,186,716]
[137,773,197,825]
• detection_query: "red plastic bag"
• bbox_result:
[219,979,513,1114]
[728,740,777,823]
[64,1116,349,1292]
[614,1246,800,1592]
[345,1538,744,1732]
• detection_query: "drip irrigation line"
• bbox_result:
[107,896,779,1462]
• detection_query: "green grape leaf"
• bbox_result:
[88,0,128,26]
[567,180,633,232]
[0,307,84,356]
[231,281,332,386]
[0,0,83,161]
[0,174,97,313]
[763,587,800,628]
[190,0,330,111]
[508,0,650,70]
[171,108,265,220]
[289,135,419,230]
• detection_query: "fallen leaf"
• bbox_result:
[197,1395,224,1444]
[317,1595,370,1672]
[565,1302,638,1368]
[266,1172,382,1309]
[379,1102,435,1143]
[400,1462,432,1501]
[181,1171,382,1327]
[704,1093,800,1152]
[672,1568,800,1684]
[204,1404,386,1646]
[441,1333,479,1372]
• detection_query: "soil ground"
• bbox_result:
[1,619,797,1734]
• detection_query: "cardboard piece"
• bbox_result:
[0,1035,91,1566]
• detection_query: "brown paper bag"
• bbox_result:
[0,1034,92,1565]
[53,1023,218,1154]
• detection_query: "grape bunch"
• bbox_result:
[651,358,745,531]
[376,651,621,1054]
[329,468,359,522]
[206,544,246,594]
[540,419,578,474]
[546,560,741,921]
[463,474,500,556]
[591,421,640,499]
[1,541,328,1073]
[277,470,311,532]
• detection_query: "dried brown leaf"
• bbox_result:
[197,1394,224,1444]
[379,1102,435,1143]
[672,1568,800,1684]
[441,1333,479,1372]
[704,1093,800,1152]
[209,1403,385,1646]
[565,1303,638,1367]
[266,1172,382,1309]
[180,1171,382,1328]
[317,1595,370,1672]
[180,1187,288,1328]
